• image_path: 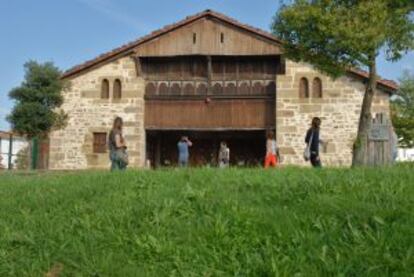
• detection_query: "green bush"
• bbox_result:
[0,165,413,276]
[14,146,29,170]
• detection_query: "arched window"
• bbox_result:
[184,83,195,95]
[312,77,322,98]
[252,82,264,95]
[239,82,250,95]
[145,82,156,96]
[225,83,236,95]
[101,79,109,99]
[159,83,169,95]
[299,77,309,98]
[212,83,223,94]
[197,83,208,95]
[113,79,122,99]
[171,83,181,95]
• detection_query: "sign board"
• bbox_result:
[369,125,389,141]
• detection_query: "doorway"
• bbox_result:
[146,130,268,167]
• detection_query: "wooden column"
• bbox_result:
[207,56,212,95]
[155,135,161,168]
[134,56,142,77]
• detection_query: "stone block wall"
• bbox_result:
[49,56,391,170]
[49,57,145,170]
[276,60,390,167]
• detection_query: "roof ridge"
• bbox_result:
[61,9,284,79]
[60,9,398,91]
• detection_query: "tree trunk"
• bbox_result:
[352,58,377,166]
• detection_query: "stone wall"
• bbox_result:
[49,56,391,170]
[276,60,390,167]
[49,57,145,170]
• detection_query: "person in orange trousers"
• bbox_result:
[264,131,279,168]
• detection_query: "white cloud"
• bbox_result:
[75,0,148,31]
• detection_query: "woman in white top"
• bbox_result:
[264,131,278,168]
[218,141,230,168]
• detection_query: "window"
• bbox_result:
[197,83,208,95]
[239,82,250,95]
[312,77,322,98]
[252,82,265,95]
[184,83,195,95]
[171,83,181,95]
[212,83,223,94]
[113,79,122,99]
[101,79,109,99]
[159,83,169,95]
[299,77,309,98]
[93,133,107,153]
[225,83,236,94]
[193,33,197,44]
[145,82,156,96]
[220,32,224,43]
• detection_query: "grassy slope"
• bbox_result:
[0,165,413,276]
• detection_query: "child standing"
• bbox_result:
[264,131,279,168]
[218,141,230,168]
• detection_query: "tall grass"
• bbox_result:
[0,165,413,276]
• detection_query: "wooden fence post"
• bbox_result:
[366,113,393,166]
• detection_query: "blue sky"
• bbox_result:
[0,0,413,130]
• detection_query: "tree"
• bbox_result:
[7,61,68,169]
[7,61,68,138]
[15,146,30,170]
[272,0,414,166]
[391,70,414,148]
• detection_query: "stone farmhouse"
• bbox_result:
[49,10,397,169]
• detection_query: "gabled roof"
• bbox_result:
[61,9,398,91]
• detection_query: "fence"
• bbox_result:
[365,113,395,166]
[0,133,30,170]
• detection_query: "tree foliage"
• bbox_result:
[7,61,69,138]
[15,146,30,170]
[272,0,413,77]
[272,0,414,166]
[391,70,414,148]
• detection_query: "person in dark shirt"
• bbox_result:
[305,117,322,168]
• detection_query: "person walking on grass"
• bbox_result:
[264,131,279,168]
[218,141,230,168]
[305,117,323,168]
[177,136,192,167]
[108,117,128,171]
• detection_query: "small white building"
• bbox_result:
[397,148,414,162]
[0,131,29,169]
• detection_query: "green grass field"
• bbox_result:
[1,165,413,276]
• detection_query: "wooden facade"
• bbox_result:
[133,17,283,167]
[145,99,275,130]
[133,17,282,57]
[142,55,279,132]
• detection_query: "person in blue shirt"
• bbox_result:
[177,136,193,167]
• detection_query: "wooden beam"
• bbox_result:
[133,56,142,77]
[207,56,212,95]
